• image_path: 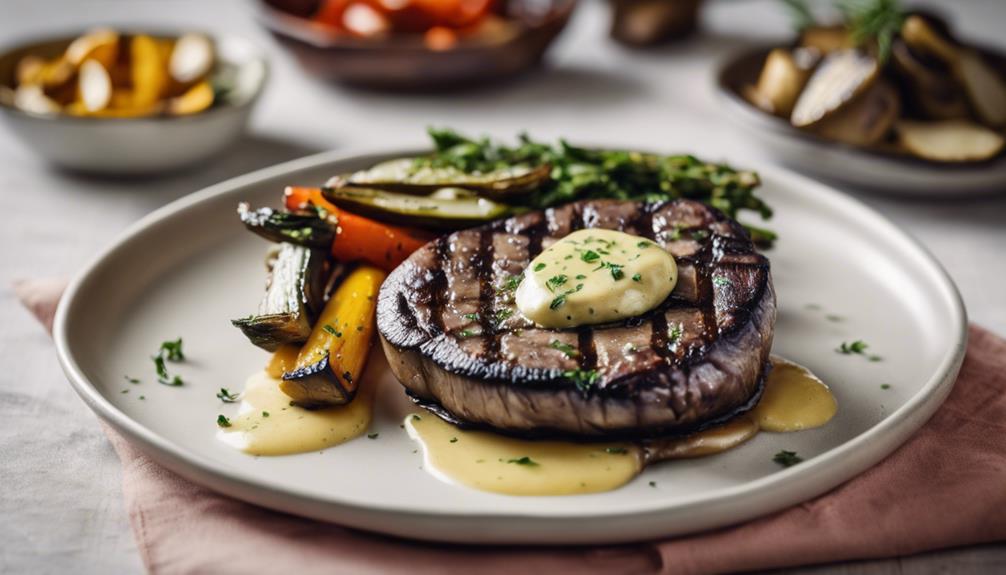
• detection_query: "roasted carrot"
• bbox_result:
[280,265,386,406]
[284,186,430,271]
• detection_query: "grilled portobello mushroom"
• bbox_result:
[377,199,775,440]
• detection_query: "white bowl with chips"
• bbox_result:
[0,31,267,175]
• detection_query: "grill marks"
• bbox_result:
[395,199,766,387]
[476,228,500,361]
[428,236,450,335]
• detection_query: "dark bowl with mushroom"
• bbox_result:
[716,11,1006,196]
[255,0,576,90]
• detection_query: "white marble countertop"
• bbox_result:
[2,0,1004,572]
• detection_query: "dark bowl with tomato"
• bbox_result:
[256,0,577,89]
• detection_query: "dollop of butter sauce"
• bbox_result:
[515,229,678,328]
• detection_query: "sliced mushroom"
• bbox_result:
[901,15,959,64]
[955,50,1006,127]
[897,120,1005,162]
[814,80,900,147]
[791,49,879,128]
[747,48,813,117]
[890,40,969,120]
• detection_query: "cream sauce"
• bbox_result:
[754,356,838,432]
[218,347,376,456]
[405,414,643,496]
[407,357,837,495]
[515,229,677,328]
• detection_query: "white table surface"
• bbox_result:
[2,0,1004,573]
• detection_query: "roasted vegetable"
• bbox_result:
[897,120,1005,162]
[747,48,814,117]
[901,15,1006,127]
[890,40,969,120]
[285,186,430,269]
[322,185,513,230]
[281,265,386,407]
[813,80,899,146]
[238,203,335,248]
[799,25,854,54]
[337,158,551,201]
[232,243,328,351]
[417,128,772,225]
[791,49,879,128]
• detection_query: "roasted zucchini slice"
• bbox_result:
[337,158,551,201]
[231,243,327,351]
[322,185,513,230]
[237,203,334,248]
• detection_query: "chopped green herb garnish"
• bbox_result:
[563,369,600,393]
[546,274,568,292]
[153,355,169,380]
[120,389,129,394]
[837,340,878,361]
[712,276,732,287]
[159,338,184,362]
[550,339,580,358]
[637,241,652,248]
[668,323,683,345]
[497,275,523,294]
[773,450,803,467]
[262,411,270,417]
[449,437,458,443]
[495,308,514,323]
[632,273,642,282]
[575,274,586,280]
[411,414,422,421]
[825,314,843,322]
[580,250,600,263]
[124,376,141,384]
[216,415,232,428]
[462,313,480,321]
[459,329,480,338]
[607,263,625,281]
[323,324,343,337]
[549,294,567,310]
[881,384,891,390]
[648,481,657,487]
[217,388,239,403]
[533,263,546,272]
[507,456,538,466]
[368,433,379,439]
[605,447,629,455]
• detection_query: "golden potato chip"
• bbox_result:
[65,28,119,69]
[130,34,168,108]
[167,80,214,116]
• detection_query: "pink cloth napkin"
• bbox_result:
[17,278,1006,574]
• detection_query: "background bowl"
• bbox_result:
[256,0,575,90]
[0,32,268,175]
[717,46,1006,197]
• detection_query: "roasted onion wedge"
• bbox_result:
[232,243,328,351]
[956,50,1006,127]
[338,158,551,201]
[791,49,879,129]
[897,120,1005,163]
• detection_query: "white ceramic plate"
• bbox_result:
[717,47,1006,196]
[54,149,967,545]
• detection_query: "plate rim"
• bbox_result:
[52,147,969,540]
